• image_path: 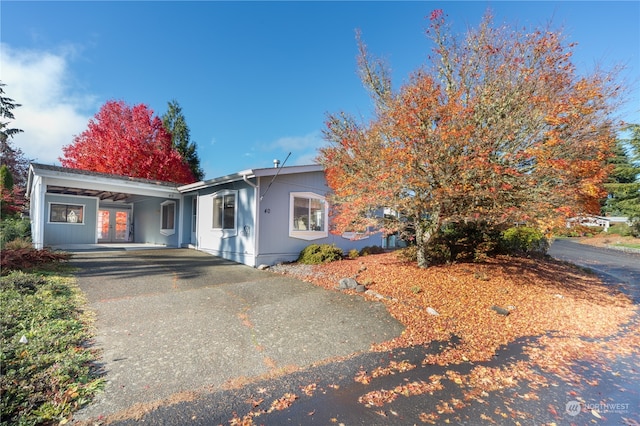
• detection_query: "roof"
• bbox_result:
[27,163,181,201]
[27,162,325,199]
[29,163,181,187]
[178,164,324,192]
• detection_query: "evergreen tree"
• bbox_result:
[0,82,30,188]
[161,100,204,180]
[603,125,640,221]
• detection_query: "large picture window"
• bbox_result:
[212,191,236,230]
[289,192,328,240]
[49,203,84,224]
[160,201,176,235]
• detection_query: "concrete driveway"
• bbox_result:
[71,249,404,421]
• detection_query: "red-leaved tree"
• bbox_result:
[60,100,196,184]
[319,10,622,267]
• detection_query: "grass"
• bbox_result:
[0,268,104,425]
[614,242,640,249]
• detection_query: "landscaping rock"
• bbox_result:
[355,284,366,293]
[338,277,358,290]
[491,305,510,316]
[426,307,440,316]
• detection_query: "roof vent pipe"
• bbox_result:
[273,159,280,168]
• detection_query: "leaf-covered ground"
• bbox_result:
[287,253,635,361]
[261,252,640,424]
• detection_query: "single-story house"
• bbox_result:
[566,215,631,232]
[26,162,382,266]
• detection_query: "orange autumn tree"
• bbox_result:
[60,100,196,184]
[319,10,622,268]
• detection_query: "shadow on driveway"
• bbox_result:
[71,249,404,422]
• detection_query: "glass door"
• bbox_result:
[98,208,131,242]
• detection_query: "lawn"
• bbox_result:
[577,233,640,251]
[0,269,104,425]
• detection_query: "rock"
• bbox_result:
[491,305,510,316]
[426,307,440,316]
[355,284,366,293]
[338,277,358,290]
[257,264,270,270]
[365,289,385,299]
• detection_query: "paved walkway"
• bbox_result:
[71,249,404,422]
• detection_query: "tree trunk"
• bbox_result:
[415,210,440,269]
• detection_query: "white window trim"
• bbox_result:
[289,192,328,241]
[160,200,176,236]
[211,190,238,238]
[47,202,86,225]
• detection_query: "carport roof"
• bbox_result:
[27,163,181,201]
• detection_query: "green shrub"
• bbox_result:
[421,221,502,264]
[630,220,640,238]
[554,224,603,237]
[0,272,104,424]
[0,271,47,294]
[348,249,360,259]
[359,245,385,256]
[500,226,549,257]
[0,217,31,249]
[396,245,418,262]
[608,223,633,237]
[297,244,344,264]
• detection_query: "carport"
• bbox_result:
[27,163,183,249]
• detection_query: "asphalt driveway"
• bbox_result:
[71,249,404,421]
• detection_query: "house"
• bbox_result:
[566,215,631,232]
[26,162,382,266]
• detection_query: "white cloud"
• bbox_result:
[0,43,95,165]
[269,131,327,166]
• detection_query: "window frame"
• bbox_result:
[160,200,176,236]
[211,190,238,237]
[289,192,328,240]
[48,203,85,225]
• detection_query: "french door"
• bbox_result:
[98,208,131,243]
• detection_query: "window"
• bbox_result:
[289,192,328,240]
[160,201,176,235]
[212,191,236,230]
[49,203,84,224]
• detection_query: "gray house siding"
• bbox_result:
[132,198,180,247]
[254,171,383,266]
[194,181,257,266]
[43,194,99,246]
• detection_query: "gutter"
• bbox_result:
[242,174,258,189]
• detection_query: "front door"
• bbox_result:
[98,209,131,243]
[191,197,197,245]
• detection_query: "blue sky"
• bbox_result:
[2,1,638,179]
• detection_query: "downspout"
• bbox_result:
[35,175,46,249]
[242,174,258,189]
[178,193,185,248]
[242,174,259,267]
[242,175,260,268]
[254,177,261,268]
